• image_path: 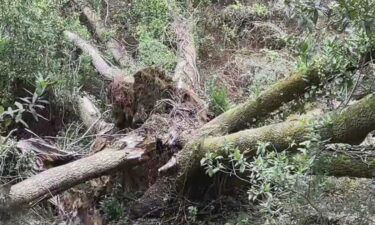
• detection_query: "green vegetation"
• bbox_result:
[1,0,375,224]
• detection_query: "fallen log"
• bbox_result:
[197,94,375,166]
[159,68,321,171]
[173,17,200,91]
[1,133,148,210]
[315,143,375,178]
[72,0,134,69]
[64,31,124,80]
[197,68,321,137]
[77,95,115,134]
[133,94,375,217]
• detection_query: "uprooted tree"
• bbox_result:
[1,0,375,222]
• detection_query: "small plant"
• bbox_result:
[0,76,50,129]
[201,116,331,223]
[187,206,198,222]
[295,39,315,73]
[252,3,269,17]
[100,196,125,221]
[137,32,177,71]
[207,81,230,116]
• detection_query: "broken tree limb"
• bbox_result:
[197,68,321,137]
[1,132,148,210]
[182,94,375,179]
[4,148,146,209]
[159,68,321,172]
[73,0,134,69]
[64,31,123,80]
[314,144,375,178]
[17,138,80,170]
[77,95,114,134]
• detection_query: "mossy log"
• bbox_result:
[198,94,375,163]
[133,94,375,217]
[198,68,320,137]
[315,144,375,178]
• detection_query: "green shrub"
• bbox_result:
[207,81,230,116]
[137,32,177,71]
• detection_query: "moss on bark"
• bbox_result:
[314,144,375,178]
[199,68,320,137]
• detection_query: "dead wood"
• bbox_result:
[196,68,321,137]
[173,17,200,91]
[77,95,115,134]
[72,0,134,69]
[315,143,375,178]
[17,138,80,170]
[1,132,148,210]
[64,31,123,80]
[133,94,375,217]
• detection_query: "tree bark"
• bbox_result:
[1,134,147,210]
[77,95,114,134]
[64,31,123,80]
[197,94,375,163]
[315,144,375,178]
[173,17,200,91]
[159,68,320,171]
[133,94,375,217]
[197,68,320,137]
[73,0,134,69]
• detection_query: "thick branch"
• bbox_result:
[198,69,320,137]
[73,0,134,68]
[2,133,147,210]
[315,144,375,178]
[133,94,375,216]
[64,31,122,80]
[193,94,375,173]
[77,95,114,134]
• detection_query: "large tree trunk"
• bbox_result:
[1,133,148,211]
[197,68,320,137]
[173,17,200,91]
[315,144,375,178]
[191,94,375,172]
[133,94,375,217]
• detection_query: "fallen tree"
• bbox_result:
[72,0,135,69]
[64,30,124,80]
[315,143,375,178]
[2,143,147,210]
[132,94,375,217]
